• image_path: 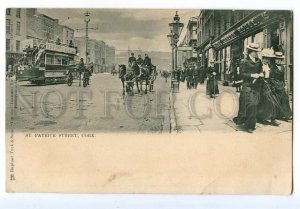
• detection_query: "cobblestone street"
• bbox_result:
[6,73,171,133]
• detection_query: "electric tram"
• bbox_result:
[16,39,78,85]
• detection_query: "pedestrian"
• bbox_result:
[177,67,182,82]
[186,65,193,89]
[89,62,94,74]
[271,51,292,121]
[206,59,219,98]
[256,48,280,126]
[233,43,264,133]
[78,58,85,86]
[232,59,243,92]
[180,66,186,83]
[199,65,206,84]
[193,64,199,89]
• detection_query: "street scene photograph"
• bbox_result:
[4,8,294,195]
[5,9,293,134]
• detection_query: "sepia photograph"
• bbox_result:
[5,8,293,194]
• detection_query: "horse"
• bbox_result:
[130,61,143,94]
[136,64,151,94]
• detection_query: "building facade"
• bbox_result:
[57,25,75,46]
[105,45,116,71]
[193,10,293,92]
[26,8,58,42]
[177,17,198,69]
[6,8,27,71]
[26,9,75,47]
[74,37,116,73]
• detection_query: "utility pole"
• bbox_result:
[76,11,98,63]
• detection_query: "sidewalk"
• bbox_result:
[170,81,292,134]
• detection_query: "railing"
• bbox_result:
[45,42,76,54]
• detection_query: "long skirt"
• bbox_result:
[206,76,219,95]
[199,71,205,84]
[269,79,292,119]
[233,85,260,130]
[256,81,279,122]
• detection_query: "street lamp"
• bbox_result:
[84,11,91,63]
[167,11,184,79]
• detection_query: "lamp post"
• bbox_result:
[84,11,91,63]
[76,11,98,63]
[167,11,184,79]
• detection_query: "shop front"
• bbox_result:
[211,11,293,93]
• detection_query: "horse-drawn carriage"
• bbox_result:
[119,62,157,96]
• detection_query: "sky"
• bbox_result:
[38,9,199,53]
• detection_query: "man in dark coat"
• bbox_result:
[233,43,264,133]
[185,65,193,89]
[193,64,200,89]
[77,58,85,86]
[136,54,144,65]
[143,53,152,67]
[128,53,136,67]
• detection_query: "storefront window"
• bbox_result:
[253,31,264,49]
[243,36,252,50]
[208,48,214,65]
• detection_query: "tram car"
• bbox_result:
[16,39,78,85]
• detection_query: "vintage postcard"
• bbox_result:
[6,8,293,194]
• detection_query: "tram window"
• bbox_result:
[69,57,74,65]
[62,56,69,65]
[40,55,45,67]
[54,55,62,65]
[46,54,54,64]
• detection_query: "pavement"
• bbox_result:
[170,80,293,135]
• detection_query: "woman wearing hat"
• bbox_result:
[270,52,292,120]
[206,59,219,98]
[256,48,280,125]
[233,43,264,133]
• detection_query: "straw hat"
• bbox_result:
[261,48,275,58]
[246,43,261,52]
[274,51,285,59]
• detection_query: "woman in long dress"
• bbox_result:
[206,60,219,98]
[233,43,264,133]
[271,52,292,120]
[256,49,280,125]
